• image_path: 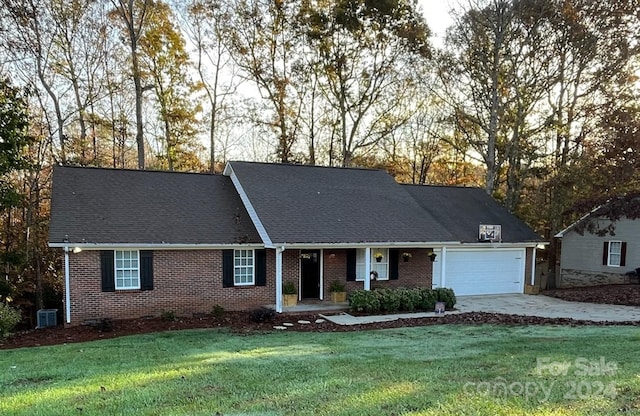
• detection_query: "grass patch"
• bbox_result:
[0,325,638,415]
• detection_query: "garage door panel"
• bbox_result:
[445,250,524,296]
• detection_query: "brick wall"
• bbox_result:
[68,249,275,326]
[559,268,635,288]
[68,247,434,325]
[322,248,433,294]
[282,249,299,295]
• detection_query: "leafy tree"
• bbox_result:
[532,0,640,286]
[0,78,34,209]
[224,0,306,163]
[1,0,68,161]
[0,78,46,315]
[440,0,553,203]
[301,0,431,166]
[109,0,153,169]
[183,0,239,172]
[138,1,203,171]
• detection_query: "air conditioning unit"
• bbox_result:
[37,309,58,328]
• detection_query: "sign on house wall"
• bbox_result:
[479,224,502,242]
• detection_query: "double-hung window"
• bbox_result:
[607,241,622,267]
[234,249,255,285]
[355,248,389,281]
[115,250,140,289]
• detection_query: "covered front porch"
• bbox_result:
[272,245,438,313]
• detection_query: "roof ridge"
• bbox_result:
[56,164,219,177]
[400,183,482,190]
[228,160,384,173]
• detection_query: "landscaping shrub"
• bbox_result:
[161,310,177,321]
[211,304,224,318]
[435,288,457,309]
[350,287,456,314]
[397,287,422,312]
[249,307,275,323]
[348,290,381,313]
[0,302,21,337]
[417,288,437,311]
[376,288,401,313]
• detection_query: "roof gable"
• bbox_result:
[49,166,261,245]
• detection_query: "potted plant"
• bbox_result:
[374,251,383,262]
[401,252,412,262]
[427,251,437,262]
[283,281,297,307]
[329,280,347,303]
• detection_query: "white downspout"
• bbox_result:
[319,249,324,300]
[364,247,371,291]
[275,246,284,313]
[64,245,71,324]
[440,247,447,288]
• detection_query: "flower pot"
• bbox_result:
[375,257,382,262]
[283,294,298,307]
[403,257,409,262]
[330,291,347,303]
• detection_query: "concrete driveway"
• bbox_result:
[456,294,640,322]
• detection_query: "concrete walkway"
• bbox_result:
[321,294,640,325]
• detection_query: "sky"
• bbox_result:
[418,0,455,46]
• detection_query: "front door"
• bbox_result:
[300,250,321,299]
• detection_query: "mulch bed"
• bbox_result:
[2,284,639,350]
[543,283,640,306]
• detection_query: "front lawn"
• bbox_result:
[1,325,638,415]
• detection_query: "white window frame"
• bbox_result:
[234,249,255,286]
[356,248,389,281]
[115,250,140,290]
[608,241,622,267]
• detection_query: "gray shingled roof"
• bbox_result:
[402,184,543,243]
[49,166,261,245]
[226,161,456,244]
[49,163,542,247]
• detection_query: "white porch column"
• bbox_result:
[364,247,371,291]
[531,247,537,285]
[64,246,71,324]
[440,247,447,288]
[275,246,284,313]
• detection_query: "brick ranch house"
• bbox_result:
[49,162,544,326]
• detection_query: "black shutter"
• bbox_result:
[602,242,609,265]
[389,249,399,280]
[223,249,234,287]
[140,251,154,290]
[346,249,356,281]
[100,250,115,292]
[621,242,627,267]
[255,249,266,286]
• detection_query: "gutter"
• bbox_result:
[48,243,264,250]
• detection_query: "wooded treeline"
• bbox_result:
[0,0,639,323]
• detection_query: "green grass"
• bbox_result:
[1,325,639,415]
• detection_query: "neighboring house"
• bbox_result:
[49,162,544,325]
[556,213,640,287]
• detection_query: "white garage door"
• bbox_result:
[441,249,525,295]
